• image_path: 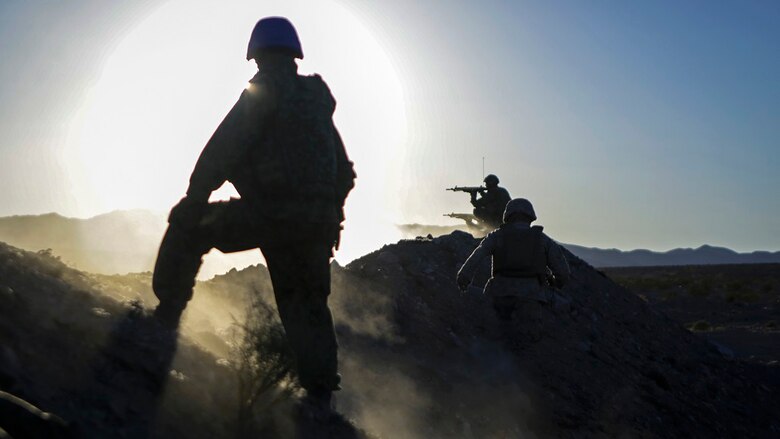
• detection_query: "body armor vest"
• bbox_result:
[492,225,546,279]
[231,72,340,221]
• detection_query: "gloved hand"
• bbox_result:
[168,196,208,230]
[456,274,471,293]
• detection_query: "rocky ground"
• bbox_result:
[605,264,780,364]
[1,233,779,438]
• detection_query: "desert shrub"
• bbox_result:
[674,277,690,288]
[615,276,675,292]
[726,281,745,293]
[765,320,777,329]
[688,320,711,331]
[660,290,679,301]
[687,279,713,298]
[725,290,760,303]
[229,296,299,437]
[35,248,59,260]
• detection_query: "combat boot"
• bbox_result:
[301,387,334,421]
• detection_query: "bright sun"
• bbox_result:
[65,0,408,268]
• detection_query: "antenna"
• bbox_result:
[482,156,485,179]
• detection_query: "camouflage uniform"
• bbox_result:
[471,186,512,228]
[457,221,570,338]
[152,60,355,394]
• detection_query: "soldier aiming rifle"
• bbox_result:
[446,174,512,231]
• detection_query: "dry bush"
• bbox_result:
[687,278,713,297]
[725,289,760,303]
[229,296,299,437]
[688,320,711,332]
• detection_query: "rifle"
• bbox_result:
[443,213,480,228]
[446,186,486,195]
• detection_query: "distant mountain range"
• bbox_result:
[0,210,165,274]
[0,210,260,279]
[397,223,780,267]
[562,243,780,267]
[0,212,777,278]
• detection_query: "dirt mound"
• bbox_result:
[0,242,369,439]
[333,231,780,438]
[1,232,779,438]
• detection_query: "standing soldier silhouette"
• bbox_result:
[151,17,355,409]
[457,198,569,340]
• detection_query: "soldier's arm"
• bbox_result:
[543,234,571,287]
[186,82,272,201]
[334,127,355,207]
[457,232,498,288]
[500,188,512,206]
[471,192,485,207]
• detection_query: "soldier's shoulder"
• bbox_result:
[535,226,551,239]
[539,230,565,249]
[301,73,336,108]
[533,226,552,240]
[301,72,326,83]
[247,71,268,87]
[243,72,279,101]
[483,227,505,243]
[485,227,502,237]
[299,73,331,92]
[301,73,329,84]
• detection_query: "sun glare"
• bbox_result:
[65,0,408,267]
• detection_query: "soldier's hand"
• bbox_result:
[169,197,208,230]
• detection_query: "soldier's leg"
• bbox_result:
[152,199,257,329]
[516,299,545,343]
[152,224,209,328]
[261,236,339,395]
[473,207,485,222]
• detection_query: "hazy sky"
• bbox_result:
[1,0,778,257]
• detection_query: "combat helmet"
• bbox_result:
[247,17,303,60]
[503,198,537,223]
[483,174,499,186]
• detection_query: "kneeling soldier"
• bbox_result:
[457,199,570,338]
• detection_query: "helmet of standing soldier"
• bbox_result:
[246,17,303,60]
[503,198,537,223]
[483,174,499,186]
